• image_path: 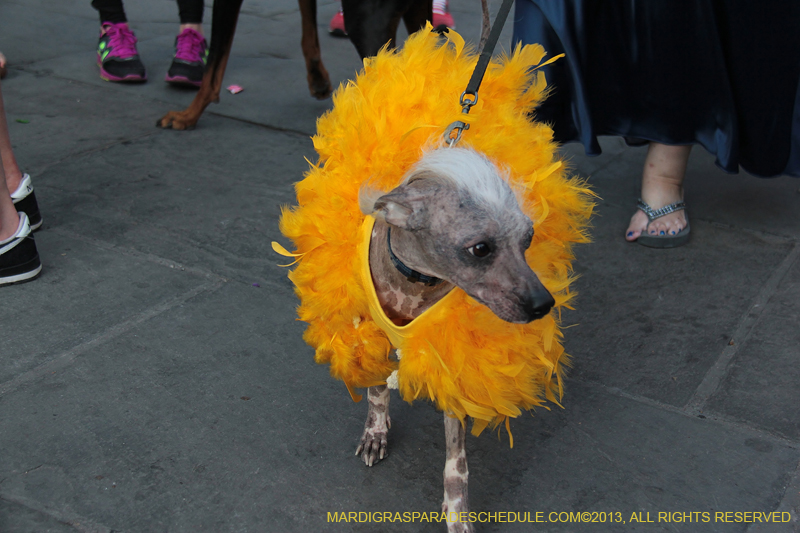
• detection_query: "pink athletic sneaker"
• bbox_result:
[96,22,147,82]
[433,0,455,30]
[329,9,347,37]
[165,28,208,87]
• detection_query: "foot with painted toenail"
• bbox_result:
[626,143,691,243]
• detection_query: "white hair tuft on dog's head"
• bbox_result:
[359,147,520,217]
[406,147,518,210]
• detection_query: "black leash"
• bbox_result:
[443,0,516,146]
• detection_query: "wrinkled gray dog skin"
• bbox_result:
[355,148,555,533]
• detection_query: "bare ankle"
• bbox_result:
[0,205,19,241]
[180,23,203,36]
[4,171,23,193]
[100,22,128,34]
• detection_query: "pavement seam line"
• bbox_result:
[49,226,291,291]
[579,378,800,449]
[203,109,313,139]
[31,130,161,177]
[0,279,225,398]
[684,242,800,414]
[14,67,315,141]
[744,458,800,532]
[0,491,117,533]
[49,226,223,281]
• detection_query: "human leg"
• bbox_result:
[0,82,41,284]
[166,0,208,87]
[0,85,23,194]
[91,0,127,24]
[0,168,16,242]
[92,0,147,82]
[0,77,40,230]
[626,142,691,243]
[177,0,204,27]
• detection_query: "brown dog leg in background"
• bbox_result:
[158,0,244,130]
[158,0,333,130]
[298,0,334,100]
[157,0,432,130]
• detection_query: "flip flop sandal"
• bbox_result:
[635,199,691,248]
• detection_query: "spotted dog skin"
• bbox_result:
[442,414,474,533]
[369,221,455,325]
[355,384,391,466]
[358,151,556,530]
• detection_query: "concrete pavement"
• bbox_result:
[1,1,799,531]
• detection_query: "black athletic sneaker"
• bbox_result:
[97,22,147,82]
[165,28,208,87]
[0,213,41,286]
[10,173,42,231]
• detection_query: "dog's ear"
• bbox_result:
[370,179,438,231]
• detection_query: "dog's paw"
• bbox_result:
[443,498,475,532]
[157,111,197,131]
[445,521,475,533]
[309,80,332,100]
[306,62,333,100]
[355,423,389,467]
[443,503,475,533]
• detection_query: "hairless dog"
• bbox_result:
[359,148,555,532]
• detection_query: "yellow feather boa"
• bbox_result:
[276,25,595,440]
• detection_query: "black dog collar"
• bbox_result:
[386,228,443,286]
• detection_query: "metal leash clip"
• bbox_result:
[444,120,470,147]
[460,91,478,113]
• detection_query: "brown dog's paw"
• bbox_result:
[157,111,198,131]
[307,61,333,100]
[310,79,333,100]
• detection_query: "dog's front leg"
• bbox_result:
[355,384,391,466]
[298,0,333,99]
[442,414,474,533]
[157,0,243,130]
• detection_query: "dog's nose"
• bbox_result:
[524,288,555,321]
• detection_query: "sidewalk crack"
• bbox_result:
[0,279,225,398]
[683,243,800,414]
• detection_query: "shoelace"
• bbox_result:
[102,23,139,59]
[174,29,206,62]
[433,0,449,15]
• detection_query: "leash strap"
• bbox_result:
[464,0,515,106]
[444,0,516,146]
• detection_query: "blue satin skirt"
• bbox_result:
[513,0,800,177]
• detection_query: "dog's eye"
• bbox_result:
[468,243,492,258]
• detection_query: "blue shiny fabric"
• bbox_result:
[513,0,800,177]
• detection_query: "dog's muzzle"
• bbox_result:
[517,284,555,322]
